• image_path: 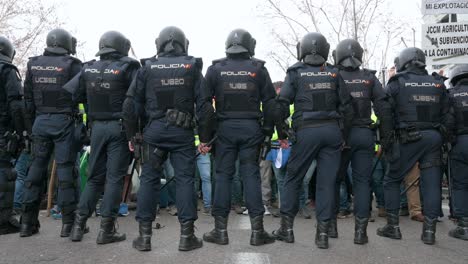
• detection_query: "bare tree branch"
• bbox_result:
[0,0,62,71]
[258,0,413,72]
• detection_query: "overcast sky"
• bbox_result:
[53,0,423,81]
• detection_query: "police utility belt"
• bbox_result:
[164,109,194,129]
[397,123,440,144]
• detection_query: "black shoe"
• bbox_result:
[272,215,294,243]
[60,206,76,237]
[250,215,275,246]
[449,217,468,240]
[315,220,330,249]
[96,217,126,245]
[377,212,402,239]
[70,213,89,242]
[133,221,152,251]
[421,217,436,245]
[354,217,369,245]
[232,205,245,214]
[19,206,40,237]
[0,209,20,235]
[179,221,203,251]
[298,206,312,219]
[203,216,229,245]
[267,206,280,218]
[328,218,338,238]
[337,210,353,219]
[449,217,468,241]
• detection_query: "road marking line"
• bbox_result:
[226,253,271,264]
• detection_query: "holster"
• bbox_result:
[152,148,168,170]
[259,136,271,163]
[166,109,194,129]
[399,126,422,144]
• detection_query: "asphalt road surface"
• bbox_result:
[1,204,466,264]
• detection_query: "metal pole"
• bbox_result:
[353,0,358,40]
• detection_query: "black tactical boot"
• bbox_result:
[272,215,294,243]
[421,217,437,245]
[315,220,330,249]
[449,217,468,241]
[19,206,40,237]
[60,206,75,237]
[250,215,275,246]
[328,218,338,238]
[354,217,369,245]
[133,221,152,251]
[376,212,402,239]
[178,221,203,251]
[0,209,20,235]
[96,217,126,244]
[203,216,229,245]
[70,213,89,242]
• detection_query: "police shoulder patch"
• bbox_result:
[28,56,40,61]
[212,57,227,66]
[363,68,377,76]
[84,59,97,67]
[287,61,305,73]
[251,58,266,67]
[140,56,157,67]
[120,56,141,68]
[388,72,408,83]
[67,55,82,64]
[431,72,448,82]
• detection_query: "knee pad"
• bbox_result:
[24,173,44,190]
[56,162,77,206]
[56,162,77,191]
[0,181,15,209]
[32,139,53,160]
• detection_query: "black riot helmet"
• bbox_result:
[95,31,131,57]
[155,26,189,55]
[45,28,76,55]
[225,29,256,57]
[0,36,15,63]
[397,47,426,71]
[450,64,468,86]
[335,39,363,69]
[297,32,330,65]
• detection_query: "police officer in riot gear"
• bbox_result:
[21,28,82,238]
[447,64,468,241]
[332,39,393,244]
[377,47,453,245]
[124,26,215,252]
[0,36,28,235]
[64,31,140,244]
[202,28,276,247]
[272,32,354,249]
